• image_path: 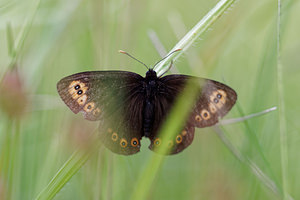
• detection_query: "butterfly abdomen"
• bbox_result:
[143,100,155,137]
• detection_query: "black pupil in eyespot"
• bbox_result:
[113,135,116,138]
[217,94,222,99]
[177,137,181,141]
[75,85,80,90]
[204,113,208,117]
[77,90,83,95]
[133,141,137,145]
[214,98,219,103]
[122,142,126,146]
[87,105,91,109]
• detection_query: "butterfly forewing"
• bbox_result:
[189,79,237,128]
[57,71,143,121]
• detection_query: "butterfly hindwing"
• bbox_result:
[149,123,195,154]
[97,80,147,155]
[98,113,143,155]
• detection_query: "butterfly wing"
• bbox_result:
[57,71,145,155]
[97,82,147,155]
[148,75,237,154]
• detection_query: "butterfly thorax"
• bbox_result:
[144,69,160,97]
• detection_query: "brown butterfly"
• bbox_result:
[57,53,237,155]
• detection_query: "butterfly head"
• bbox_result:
[145,69,157,80]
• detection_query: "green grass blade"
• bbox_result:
[6,23,16,59]
[8,0,41,69]
[131,78,200,200]
[35,133,101,200]
[214,126,282,196]
[276,0,294,199]
[218,106,277,125]
[154,0,237,76]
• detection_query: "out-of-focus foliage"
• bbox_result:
[0,0,299,199]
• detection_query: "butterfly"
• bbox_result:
[57,52,237,155]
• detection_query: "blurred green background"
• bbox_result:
[0,0,299,199]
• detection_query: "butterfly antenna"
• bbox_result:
[119,50,149,70]
[152,49,181,69]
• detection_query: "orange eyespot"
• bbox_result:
[93,108,101,116]
[77,95,87,105]
[195,115,202,122]
[84,102,95,112]
[217,89,227,98]
[201,109,210,120]
[154,138,161,146]
[112,132,118,141]
[211,90,226,108]
[69,81,83,90]
[120,138,128,147]
[131,138,139,147]
[209,103,217,113]
[68,81,88,99]
[176,135,183,144]
[181,130,187,136]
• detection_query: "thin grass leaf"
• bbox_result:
[244,0,294,198]
[35,131,101,200]
[236,102,283,192]
[147,30,167,58]
[214,126,294,200]
[276,0,294,199]
[131,79,199,200]
[8,0,41,69]
[6,23,16,58]
[154,0,238,76]
[218,106,277,125]
[214,126,281,196]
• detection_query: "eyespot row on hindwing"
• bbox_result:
[107,128,139,148]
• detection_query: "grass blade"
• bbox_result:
[35,133,101,200]
[218,106,277,125]
[154,0,237,76]
[131,79,199,200]
[276,0,293,199]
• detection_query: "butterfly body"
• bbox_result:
[57,69,237,155]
